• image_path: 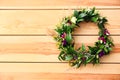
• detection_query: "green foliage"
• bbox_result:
[65,54,73,61]
[74,10,79,17]
[54,7,114,68]
[66,32,72,44]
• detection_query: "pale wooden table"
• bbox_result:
[0,0,120,80]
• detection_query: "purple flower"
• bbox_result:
[104,29,110,35]
[98,36,106,44]
[73,55,78,59]
[60,32,66,38]
[62,40,67,46]
[99,51,105,57]
[81,57,86,61]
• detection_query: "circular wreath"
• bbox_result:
[54,7,114,68]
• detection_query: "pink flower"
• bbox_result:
[60,32,66,38]
[98,36,106,44]
[104,29,110,35]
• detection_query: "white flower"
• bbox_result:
[96,55,99,58]
[100,40,103,44]
[106,33,110,36]
[71,17,77,24]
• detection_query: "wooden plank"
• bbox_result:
[0,63,119,74]
[0,36,119,54]
[0,0,120,7]
[0,53,119,63]
[0,10,119,35]
[0,73,120,80]
[0,6,120,10]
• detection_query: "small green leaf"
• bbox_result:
[77,18,84,23]
[104,47,108,53]
[88,46,93,53]
[91,17,98,22]
[91,7,96,14]
[96,49,102,54]
[65,54,73,61]
[100,45,104,49]
[81,44,86,51]
[86,55,95,63]
[58,51,65,61]
[66,32,72,44]
[108,47,112,51]
[79,13,87,18]
[99,31,103,36]
[96,58,99,64]
[74,10,79,17]
[102,17,108,23]
[77,60,82,68]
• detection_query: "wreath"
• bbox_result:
[54,7,114,68]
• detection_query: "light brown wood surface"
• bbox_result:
[0,10,119,35]
[0,0,120,80]
[0,73,119,80]
[0,63,119,74]
[0,36,119,54]
[0,0,120,7]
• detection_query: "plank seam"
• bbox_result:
[0,34,119,36]
[0,7,120,10]
[0,61,119,64]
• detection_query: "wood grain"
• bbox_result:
[0,63,119,74]
[0,0,120,7]
[0,10,119,35]
[0,36,119,54]
[0,53,119,63]
[0,0,119,79]
[0,73,120,80]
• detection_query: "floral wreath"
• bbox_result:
[54,7,114,68]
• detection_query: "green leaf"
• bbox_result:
[108,47,112,51]
[99,31,103,36]
[79,13,87,18]
[102,17,108,23]
[95,58,99,64]
[58,51,65,61]
[66,32,72,44]
[91,17,98,22]
[88,46,93,53]
[55,28,63,35]
[65,54,73,61]
[104,47,108,53]
[78,52,83,58]
[77,60,82,68]
[91,7,96,14]
[97,22,104,29]
[77,18,84,23]
[96,49,102,54]
[74,10,79,17]
[81,44,86,51]
[86,55,95,63]
[100,45,104,49]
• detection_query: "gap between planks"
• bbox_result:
[0,6,120,10]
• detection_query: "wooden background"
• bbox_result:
[0,0,120,80]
